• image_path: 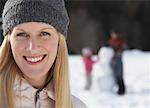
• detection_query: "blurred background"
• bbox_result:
[0,0,150,108]
[66,0,150,54]
[1,0,150,53]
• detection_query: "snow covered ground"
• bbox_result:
[69,49,150,108]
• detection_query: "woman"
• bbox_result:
[0,0,86,108]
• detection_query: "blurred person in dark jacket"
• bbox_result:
[108,30,126,95]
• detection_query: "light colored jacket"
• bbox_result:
[13,76,86,108]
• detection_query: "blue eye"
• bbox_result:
[41,32,51,36]
[16,32,28,37]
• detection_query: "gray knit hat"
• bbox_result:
[2,0,70,38]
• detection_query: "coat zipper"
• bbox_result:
[35,90,40,108]
[34,75,53,108]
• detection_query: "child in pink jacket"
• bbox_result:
[82,47,99,90]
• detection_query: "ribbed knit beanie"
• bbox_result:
[2,0,70,38]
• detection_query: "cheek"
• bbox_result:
[45,40,58,56]
[11,42,18,52]
[10,40,24,58]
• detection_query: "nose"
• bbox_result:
[26,38,40,51]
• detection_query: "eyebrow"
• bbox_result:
[15,28,25,31]
[41,27,54,31]
[15,27,53,32]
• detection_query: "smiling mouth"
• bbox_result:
[23,54,47,63]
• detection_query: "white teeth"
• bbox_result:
[26,56,43,63]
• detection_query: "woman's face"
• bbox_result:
[10,22,59,81]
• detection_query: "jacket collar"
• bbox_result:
[13,75,55,100]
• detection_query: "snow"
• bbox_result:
[69,49,150,108]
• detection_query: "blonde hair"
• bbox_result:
[0,33,72,108]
